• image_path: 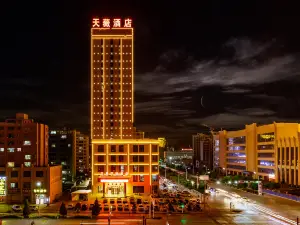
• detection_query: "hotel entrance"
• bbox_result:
[106,183,125,197]
[99,178,128,198]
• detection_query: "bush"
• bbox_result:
[23,199,30,218]
[92,198,100,216]
[59,202,67,217]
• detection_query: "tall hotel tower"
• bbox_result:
[90,18,160,197]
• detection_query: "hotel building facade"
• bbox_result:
[217,122,300,185]
[90,18,159,197]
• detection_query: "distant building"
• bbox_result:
[164,150,194,163]
[213,133,220,169]
[217,122,300,185]
[192,133,213,172]
[49,128,90,181]
[75,131,89,175]
[0,113,62,203]
[49,128,76,182]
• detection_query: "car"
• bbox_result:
[117,198,122,204]
[117,204,123,211]
[124,204,130,211]
[12,205,22,212]
[110,199,115,204]
[67,204,74,210]
[81,204,88,211]
[89,204,94,210]
[29,205,38,211]
[143,200,149,205]
[104,204,109,211]
[138,205,144,212]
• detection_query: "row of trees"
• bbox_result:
[59,198,101,217]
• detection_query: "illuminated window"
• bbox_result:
[68,144,71,147]
[0,148,3,152]
[10,183,17,188]
[8,148,14,152]
[61,135,67,139]
[23,141,31,146]
[51,144,56,148]
[50,131,56,134]
[17,148,21,152]
[8,162,14,167]
[24,162,31,167]
[25,155,31,160]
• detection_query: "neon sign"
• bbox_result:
[92,18,132,28]
[0,177,6,196]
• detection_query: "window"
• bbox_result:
[110,165,116,172]
[139,175,144,182]
[50,131,56,134]
[139,166,144,172]
[133,186,144,193]
[51,144,56,148]
[139,145,144,152]
[23,182,31,188]
[152,165,158,172]
[0,148,3,152]
[257,133,275,142]
[152,155,158,162]
[10,183,17,188]
[68,144,71,147]
[36,171,44,177]
[98,145,104,152]
[8,148,15,152]
[23,171,31,177]
[133,175,139,182]
[25,155,31,160]
[8,162,14,167]
[110,155,116,162]
[98,156,105,162]
[139,156,144,162]
[119,145,124,152]
[152,145,158,152]
[110,145,116,152]
[17,148,21,152]
[133,165,138,172]
[23,140,31,146]
[24,162,31,167]
[133,156,138,162]
[98,165,105,172]
[118,155,124,162]
[61,135,67,139]
[133,145,138,152]
[11,171,18,178]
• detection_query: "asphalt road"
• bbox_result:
[210,183,300,222]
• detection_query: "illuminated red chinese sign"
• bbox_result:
[92,18,132,28]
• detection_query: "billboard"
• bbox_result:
[0,177,6,196]
[199,175,209,181]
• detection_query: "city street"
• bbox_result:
[210,182,300,222]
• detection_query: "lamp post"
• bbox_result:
[36,182,41,216]
[223,167,227,176]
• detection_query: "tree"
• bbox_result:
[23,198,30,218]
[92,198,100,216]
[59,202,67,217]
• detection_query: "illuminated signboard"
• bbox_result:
[0,177,6,196]
[92,18,132,28]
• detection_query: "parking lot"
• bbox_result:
[66,177,205,214]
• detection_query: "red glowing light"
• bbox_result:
[102,18,111,28]
[92,18,100,27]
[124,18,132,28]
[113,18,121,28]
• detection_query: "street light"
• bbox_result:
[34,181,45,216]
[223,167,227,176]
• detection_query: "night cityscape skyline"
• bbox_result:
[0,2,299,147]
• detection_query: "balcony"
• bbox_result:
[8,188,20,194]
[22,188,31,193]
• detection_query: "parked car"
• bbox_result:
[29,205,38,211]
[12,205,22,212]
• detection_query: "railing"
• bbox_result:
[263,189,300,202]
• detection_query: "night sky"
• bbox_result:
[0,1,299,147]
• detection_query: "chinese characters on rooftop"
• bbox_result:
[92,18,132,28]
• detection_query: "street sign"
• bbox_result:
[199,175,209,180]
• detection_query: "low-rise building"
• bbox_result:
[217,122,300,185]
